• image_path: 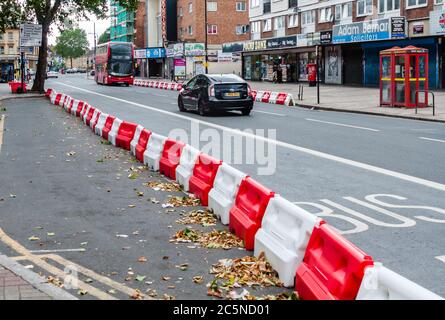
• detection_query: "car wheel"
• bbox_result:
[198,100,208,116]
[178,97,186,112]
[241,108,251,116]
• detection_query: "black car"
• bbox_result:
[178,74,254,116]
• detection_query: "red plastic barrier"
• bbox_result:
[67,99,75,113]
[80,103,90,119]
[188,154,222,206]
[54,93,62,106]
[115,121,138,150]
[85,107,96,126]
[159,139,186,180]
[45,89,53,98]
[295,222,374,300]
[91,111,101,131]
[135,129,152,163]
[229,177,274,250]
[177,83,183,91]
[154,82,160,88]
[261,91,271,103]
[75,101,85,117]
[275,93,287,105]
[8,81,27,93]
[101,115,116,140]
[251,90,257,100]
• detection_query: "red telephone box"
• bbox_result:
[307,63,317,87]
[380,46,429,108]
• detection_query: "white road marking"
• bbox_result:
[305,118,380,132]
[151,92,169,97]
[57,82,445,192]
[419,137,445,144]
[253,110,285,117]
[436,256,445,264]
[28,248,86,253]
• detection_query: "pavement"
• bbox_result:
[36,75,445,297]
[0,93,290,300]
[248,81,445,122]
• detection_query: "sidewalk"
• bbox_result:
[248,81,445,122]
[0,82,44,102]
[0,255,77,300]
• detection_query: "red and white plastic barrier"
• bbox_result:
[44,88,444,301]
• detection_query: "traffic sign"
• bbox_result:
[20,23,42,47]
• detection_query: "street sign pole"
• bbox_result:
[316,45,320,104]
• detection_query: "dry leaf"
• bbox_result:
[144,181,182,192]
[193,276,203,284]
[138,256,148,263]
[176,209,217,226]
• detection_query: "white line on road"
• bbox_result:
[29,248,86,254]
[419,137,445,144]
[57,82,445,192]
[436,256,445,264]
[305,118,380,132]
[253,110,285,117]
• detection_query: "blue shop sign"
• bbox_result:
[333,18,391,44]
[146,48,166,59]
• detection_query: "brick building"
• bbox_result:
[223,0,445,89]
[173,0,250,78]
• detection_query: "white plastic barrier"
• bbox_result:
[130,125,144,156]
[89,109,101,129]
[70,100,80,115]
[356,263,444,300]
[208,163,246,225]
[255,91,265,102]
[143,133,167,171]
[284,94,294,106]
[49,90,57,104]
[268,92,278,104]
[107,118,123,145]
[254,195,320,287]
[175,145,200,191]
[63,96,72,111]
[94,113,109,136]
[58,94,66,106]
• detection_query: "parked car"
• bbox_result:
[77,68,86,73]
[178,74,253,116]
[46,70,59,79]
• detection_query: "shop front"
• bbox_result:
[166,43,185,81]
[147,47,166,78]
[241,35,319,83]
[184,43,206,79]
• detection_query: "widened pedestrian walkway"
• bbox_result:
[248,81,445,122]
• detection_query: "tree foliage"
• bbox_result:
[54,28,89,67]
[0,0,138,92]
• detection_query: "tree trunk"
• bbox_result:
[70,57,73,69]
[31,24,49,93]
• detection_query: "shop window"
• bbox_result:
[263,19,272,32]
[319,7,333,23]
[357,0,373,16]
[406,0,427,8]
[288,14,298,28]
[379,0,400,13]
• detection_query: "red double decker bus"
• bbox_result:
[95,41,134,86]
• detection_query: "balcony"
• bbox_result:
[263,2,271,14]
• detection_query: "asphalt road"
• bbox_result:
[2,74,445,297]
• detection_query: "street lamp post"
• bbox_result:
[204,0,208,74]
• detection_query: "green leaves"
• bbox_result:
[54,28,89,61]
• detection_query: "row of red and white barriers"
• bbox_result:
[45,88,442,300]
[132,79,295,106]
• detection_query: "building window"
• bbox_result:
[236,2,247,11]
[250,0,260,8]
[8,32,13,40]
[251,21,261,33]
[263,18,272,32]
[188,25,193,35]
[319,7,333,23]
[274,16,285,30]
[8,45,14,54]
[236,24,249,35]
[179,7,183,17]
[357,0,373,16]
[188,2,193,13]
[379,0,400,13]
[207,1,217,11]
[435,0,443,4]
[288,14,298,28]
[335,3,352,21]
[207,24,218,34]
[0,34,3,40]
[301,10,315,25]
[406,0,427,8]
[0,46,4,54]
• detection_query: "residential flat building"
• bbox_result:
[223,0,444,89]
[110,0,137,43]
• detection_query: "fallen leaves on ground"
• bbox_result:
[130,289,144,300]
[46,276,63,288]
[143,181,182,192]
[165,196,200,207]
[135,275,146,282]
[170,228,243,250]
[66,151,76,156]
[176,209,217,227]
[206,252,283,298]
[138,256,148,263]
[77,289,88,296]
[28,236,40,241]
[100,140,112,145]
[163,294,176,300]
[146,289,157,297]
[128,172,138,180]
[193,276,204,284]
